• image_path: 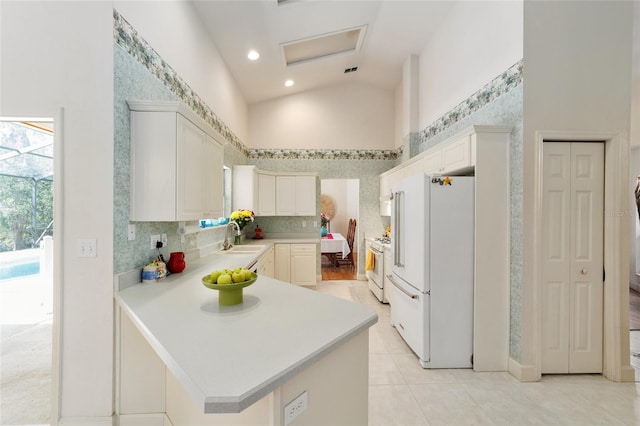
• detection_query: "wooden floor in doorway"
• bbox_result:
[321,253,357,280]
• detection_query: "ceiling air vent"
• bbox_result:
[281,25,367,67]
[344,67,358,74]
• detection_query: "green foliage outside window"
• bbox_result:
[0,176,53,251]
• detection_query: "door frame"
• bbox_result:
[532,130,634,381]
[0,110,63,422]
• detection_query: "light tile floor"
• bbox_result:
[317,280,640,426]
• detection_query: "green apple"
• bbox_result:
[232,271,244,283]
[209,271,222,283]
[217,274,232,285]
[242,269,252,280]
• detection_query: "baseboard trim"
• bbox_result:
[617,365,637,382]
[58,416,115,426]
[508,357,540,382]
[119,413,172,426]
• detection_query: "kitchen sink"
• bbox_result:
[222,245,265,254]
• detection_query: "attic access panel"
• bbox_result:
[281,25,367,67]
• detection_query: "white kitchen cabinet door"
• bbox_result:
[129,101,224,222]
[295,176,316,216]
[257,173,276,216]
[232,165,257,212]
[203,135,223,218]
[441,135,472,174]
[274,244,291,282]
[290,244,316,287]
[423,149,443,175]
[130,111,177,222]
[276,176,296,216]
[176,115,206,220]
[257,246,275,278]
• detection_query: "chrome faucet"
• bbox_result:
[222,221,241,250]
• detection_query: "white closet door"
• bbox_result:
[541,142,604,374]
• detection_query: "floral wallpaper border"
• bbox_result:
[114,8,521,163]
[113,9,248,157]
[247,147,401,161]
[418,60,523,144]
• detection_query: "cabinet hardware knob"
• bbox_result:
[581,269,588,275]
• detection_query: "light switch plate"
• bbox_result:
[77,239,97,257]
[127,224,136,241]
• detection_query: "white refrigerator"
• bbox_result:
[388,173,474,368]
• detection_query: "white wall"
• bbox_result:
[1,1,114,421]
[248,81,394,150]
[418,1,523,128]
[1,1,251,422]
[115,1,249,143]
[520,0,633,368]
[394,83,403,149]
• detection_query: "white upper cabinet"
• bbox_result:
[276,176,296,216]
[204,135,224,218]
[256,173,276,216]
[294,176,316,216]
[422,149,443,174]
[128,101,224,222]
[234,167,317,217]
[232,165,258,212]
[276,175,316,216]
[441,135,473,174]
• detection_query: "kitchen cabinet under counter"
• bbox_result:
[115,245,375,425]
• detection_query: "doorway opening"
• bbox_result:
[320,179,359,280]
[0,119,55,425]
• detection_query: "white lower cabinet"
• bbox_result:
[274,244,291,283]
[290,244,316,287]
[257,246,274,278]
[274,243,316,287]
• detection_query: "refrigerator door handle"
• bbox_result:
[394,191,404,267]
[387,274,418,299]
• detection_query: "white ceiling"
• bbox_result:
[191,0,459,105]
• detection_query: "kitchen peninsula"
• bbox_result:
[115,241,377,425]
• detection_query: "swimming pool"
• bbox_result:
[0,261,40,280]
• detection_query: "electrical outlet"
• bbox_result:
[284,391,307,425]
[76,239,97,257]
[150,234,160,250]
[301,221,306,228]
[313,221,317,227]
[127,224,136,241]
[161,233,167,246]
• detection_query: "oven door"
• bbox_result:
[367,245,385,303]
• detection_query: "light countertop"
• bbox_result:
[116,238,378,413]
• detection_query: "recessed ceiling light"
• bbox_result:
[247,50,260,61]
[285,80,294,87]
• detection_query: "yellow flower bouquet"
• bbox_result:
[230,209,255,231]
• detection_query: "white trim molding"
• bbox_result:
[508,357,538,382]
[532,130,633,382]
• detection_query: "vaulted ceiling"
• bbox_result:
[191,0,458,104]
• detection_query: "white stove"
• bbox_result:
[366,237,391,303]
